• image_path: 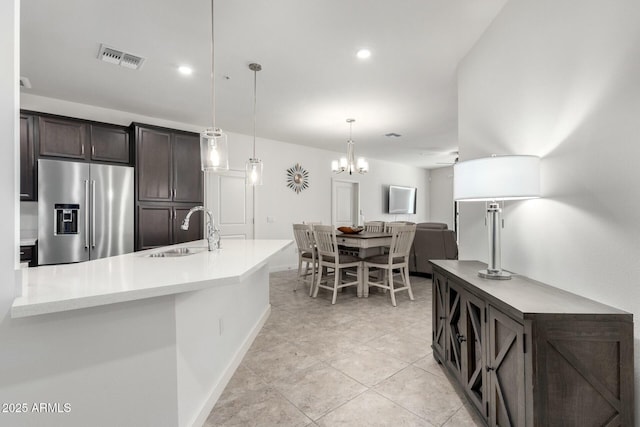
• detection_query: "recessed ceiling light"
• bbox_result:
[178,65,193,76]
[356,49,371,59]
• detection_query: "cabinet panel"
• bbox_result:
[39,116,88,160]
[488,307,525,427]
[432,271,447,360]
[20,114,37,200]
[174,207,203,244]
[137,204,173,250]
[463,292,486,417]
[91,124,130,164]
[173,133,203,203]
[136,127,172,202]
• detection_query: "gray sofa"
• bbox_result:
[409,222,458,275]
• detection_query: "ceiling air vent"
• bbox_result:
[97,44,145,70]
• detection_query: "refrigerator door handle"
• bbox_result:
[84,179,90,249]
[91,180,96,248]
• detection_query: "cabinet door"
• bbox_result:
[432,270,447,360]
[173,133,203,203]
[462,291,487,419]
[39,116,88,160]
[137,204,173,250]
[174,206,204,244]
[445,280,463,376]
[91,124,130,164]
[136,127,172,202]
[20,114,37,200]
[488,307,525,427]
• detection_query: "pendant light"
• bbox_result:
[246,63,263,185]
[200,0,229,171]
[331,118,369,175]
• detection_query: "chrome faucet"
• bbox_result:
[181,206,220,251]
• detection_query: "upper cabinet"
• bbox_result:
[34,112,131,164]
[89,124,131,164]
[38,116,88,160]
[20,113,37,201]
[134,124,202,204]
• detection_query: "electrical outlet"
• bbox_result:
[267,216,275,223]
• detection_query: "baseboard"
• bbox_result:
[190,304,272,427]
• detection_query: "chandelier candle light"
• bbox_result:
[332,118,368,175]
[200,0,229,172]
[246,63,263,185]
[454,155,540,280]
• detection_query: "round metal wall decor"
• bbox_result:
[286,163,309,194]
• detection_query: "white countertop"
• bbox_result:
[12,239,292,318]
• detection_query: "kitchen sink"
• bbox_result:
[144,247,209,258]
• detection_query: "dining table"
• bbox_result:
[334,231,394,297]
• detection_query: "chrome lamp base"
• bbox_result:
[478,269,512,280]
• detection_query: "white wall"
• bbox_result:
[458,0,640,417]
[20,94,431,271]
[428,166,454,228]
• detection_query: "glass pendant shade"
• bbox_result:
[200,128,229,171]
[246,158,263,186]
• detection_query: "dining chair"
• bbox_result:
[313,225,362,304]
[364,221,385,232]
[383,221,415,233]
[363,224,417,306]
[292,223,318,296]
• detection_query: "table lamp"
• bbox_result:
[454,155,540,279]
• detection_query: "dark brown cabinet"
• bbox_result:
[20,244,37,267]
[90,124,130,164]
[38,115,88,160]
[20,113,37,200]
[431,260,634,427]
[134,124,202,204]
[137,204,203,250]
[35,113,131,164]
[134,124,204,251]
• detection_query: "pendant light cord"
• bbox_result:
[210,0,215,129]
[253,66,257,158]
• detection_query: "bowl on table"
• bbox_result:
[337,226,364,234]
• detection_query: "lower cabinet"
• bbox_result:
[137,204,203,250]
[431,260,634,427]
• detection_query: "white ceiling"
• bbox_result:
[20,0,506,169]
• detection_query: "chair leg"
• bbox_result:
[312,263,322,298]
[363,265,369,298]
[332,268,340,304]
[404,266,414,300]
[294,255,302,291]
[309,260,317,297]
[388,268,397,307]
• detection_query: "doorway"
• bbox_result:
[205,169,254,239]
[331,179,360,227]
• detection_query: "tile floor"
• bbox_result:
[205,270,484,427]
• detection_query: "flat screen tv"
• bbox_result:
[388,185,417,214]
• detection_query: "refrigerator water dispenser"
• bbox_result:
[54,204,79,235]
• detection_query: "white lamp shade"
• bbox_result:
[454,155,540,201]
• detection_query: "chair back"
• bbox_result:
[384,221,414,233]
[364,221,385,232]
[292,223,314,253]
[313,225,338,258]
[389,224,417,258]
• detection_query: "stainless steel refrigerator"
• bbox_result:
[38,159,134,265]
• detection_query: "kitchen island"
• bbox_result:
[4,239,291,427]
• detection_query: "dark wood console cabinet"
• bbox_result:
[431,260,634,427]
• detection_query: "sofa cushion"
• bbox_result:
[416,222,448,230]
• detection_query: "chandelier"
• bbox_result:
[331,118,368,175]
